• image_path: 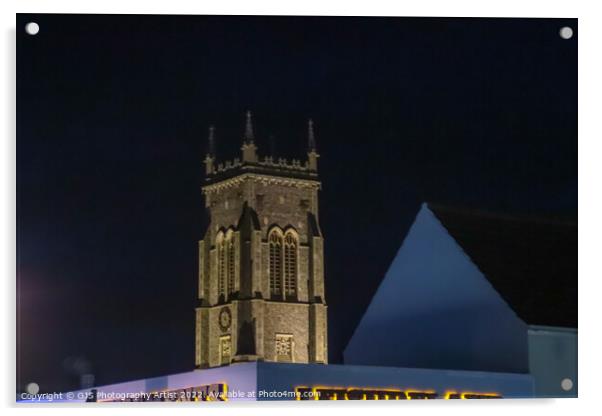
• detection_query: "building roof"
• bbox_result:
[427,203,577,328]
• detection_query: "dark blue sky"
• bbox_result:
[17,14,577,393]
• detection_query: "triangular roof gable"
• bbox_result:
[344,203,528,373]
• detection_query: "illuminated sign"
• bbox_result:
[295,386,501,400]
[86,383,500,402]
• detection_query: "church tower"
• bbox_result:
[195,112,327,368]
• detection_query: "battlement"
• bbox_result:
[214,156,312,174]
[203,112,320,181]
[204,157,319,187]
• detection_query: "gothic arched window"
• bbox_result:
[269,229,283,298]
[216,232,227,301]
[283,231,298,298]
[226,230,236,297]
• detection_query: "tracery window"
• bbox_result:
[226,230,235,297]
[268,228,298,300]
[269,230,283,297]
[283,232,298,298]
[216,232,227,301]
[216,230,237,302]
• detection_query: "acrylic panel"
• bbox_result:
[16,14,577,402]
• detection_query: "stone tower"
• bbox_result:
[195,112,327,368]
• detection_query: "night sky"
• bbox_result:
[16,14,577,393]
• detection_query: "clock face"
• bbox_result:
[218,307,231,331]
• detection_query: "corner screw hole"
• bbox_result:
[25,22,40,36]
[559,26,573,40]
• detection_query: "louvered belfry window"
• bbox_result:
[269,230,283,297]
[227,234,235,297]
[216,232,227,300]
[284,232,298,298]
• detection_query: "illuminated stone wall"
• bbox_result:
[196,165,327,368]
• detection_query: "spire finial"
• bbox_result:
[269,134,275,157]
[244,110,254,143]
[204,125,216,175]
[208,125,216,157]
[308,118,316,151]
[241,111,258,162]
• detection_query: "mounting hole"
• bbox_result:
[559,26,573,40]
[561,378,573,391]
[25,22,40,35]
[26,382,40,395]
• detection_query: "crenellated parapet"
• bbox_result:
[215,158,243,173]
[212,155,313,177]
[203,112,320,181]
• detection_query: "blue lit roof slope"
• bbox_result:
[344,202,576,372]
